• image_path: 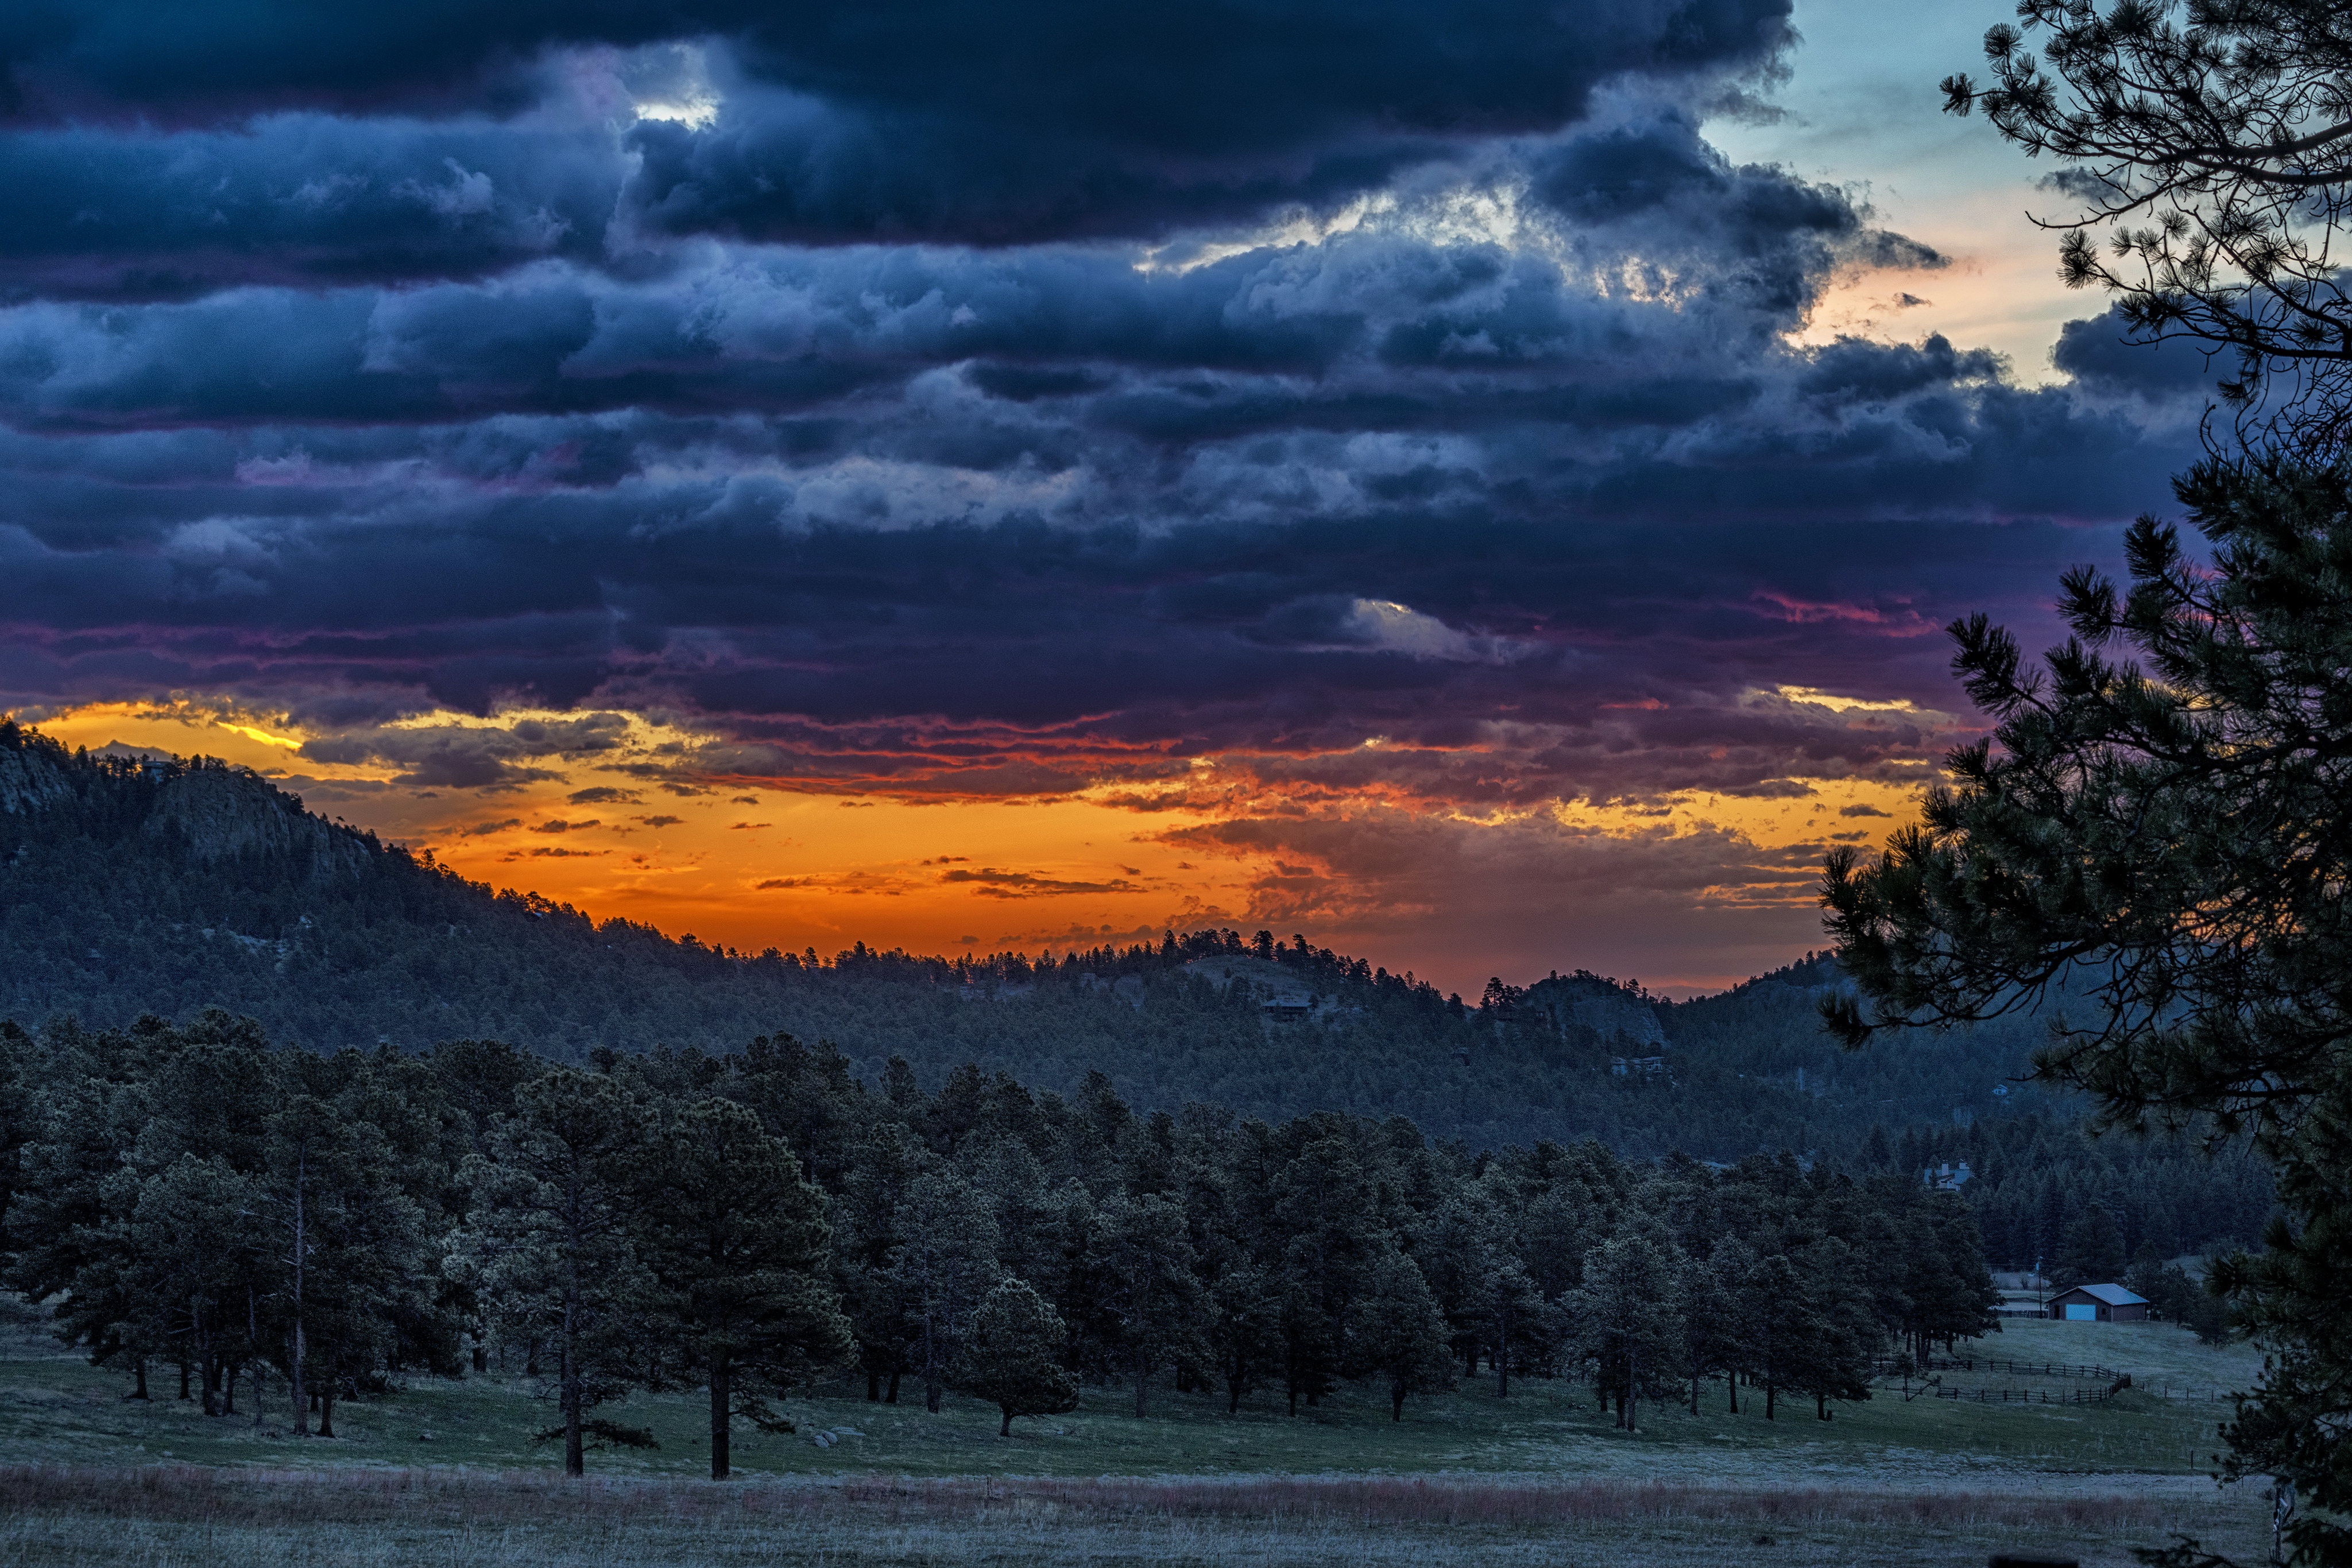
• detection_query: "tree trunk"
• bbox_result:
[245,1288,263,1426]
[1390,1377,1406,1421]
[130,1358,149,1401]
[710,1356,732,1480]
[222,1358,238,1416]
[922,1311,943,1414]
[886,1369,900,1404]
[199,1311,222,1417]
[1816,1392,1830,1421]
[178,1358,191,1401]
[473,1347,488,1375]
[1727,1366,1738,1414]
[1625,1344,1638,1433]
[317,1379,336,1439]
[289,1153,309,1437]
[1765,1379,1776,1420]
[1287,1381,1299,1416]
[1134,1344,1150,1419]
[1227,1373,1243,1414]
[1000,1407,1013,1437]
[867,1370,881,1402]
[563,1341,586,1477]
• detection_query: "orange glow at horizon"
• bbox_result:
[28,699,1938,999]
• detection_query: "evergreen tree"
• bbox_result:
[450,1069,656,1475]
[1088,1192,1210,1419]
[889,1167,999,1414]
[1568,1230,1685,1433]
[122,1156,261,1417]
[1736,1252,1813,1421]
[1677,1241,1739,1415]
[1205,1263,1283,1414]
[953,1277,1081,1437]
[1703,1236,1760,1413]
[2057,1203,2126,1287]
[836,1124,918,1402]
[1820,432,2352,1556]
[637,1098,854,1478]
[1347,1250,1455,1421]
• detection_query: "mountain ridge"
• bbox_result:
[0,719,2024,1159]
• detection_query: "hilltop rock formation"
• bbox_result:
[141,762,369,876]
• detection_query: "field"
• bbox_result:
[0,1306,2274,1567]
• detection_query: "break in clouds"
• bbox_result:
[0,0,2223,950]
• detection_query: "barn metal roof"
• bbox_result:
[2057,1282,2149,1306]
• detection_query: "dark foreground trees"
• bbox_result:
[1944,0,2352,449]
[1826,454,2352,1566]
[1850,10,2352,1552]
[0,1014,2014,1466]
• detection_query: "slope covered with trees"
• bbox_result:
[0,719,2272,1264]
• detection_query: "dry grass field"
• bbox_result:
[0,1464,2274,1568]
[0,1302,2275,1567]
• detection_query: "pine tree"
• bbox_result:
[637,1098,854,1478]
[1347,1250,1454,1421]
[1736,1252,1815,1421]
[889,1167,999,1414]
[836,1124,918,1402]
[2057,1203,2125,1287]
[122,1156,261,1417]
[449,1069,657,1475]
[1568,1230,1685,1433]
[1820,440,2352,1559]
[953,1277,1080,1436]
[1088,1192,1210,1419]
[1206,1263,1282,1414]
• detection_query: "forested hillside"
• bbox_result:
[0,721,2272,1262]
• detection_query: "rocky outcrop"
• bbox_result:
[1526,973,1668,1049]
[0,742,74,816]
[143,765,370,876]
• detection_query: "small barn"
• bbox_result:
[2048,1283,2149,1323]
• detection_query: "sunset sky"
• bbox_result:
[0,0,2215,996]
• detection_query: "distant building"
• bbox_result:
[1261,993,1316,1019]
[1609,1055,1666,1077]
[2048,1283,2149,1322]
[1922,1161,1972,1191]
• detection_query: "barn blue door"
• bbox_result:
[2064,1304,2096,1321]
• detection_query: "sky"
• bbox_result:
[0,0,2221,997]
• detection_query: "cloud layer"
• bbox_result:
[0,0,2221,985]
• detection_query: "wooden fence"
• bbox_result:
[1877,1357,2121,1381]
[1932,1377,2129,1407]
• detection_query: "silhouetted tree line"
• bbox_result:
[0,1010,2017,1472]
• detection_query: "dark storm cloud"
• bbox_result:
[0,115,622,299]
[2052,306,2225,400]
[0,137,1904,434]
[8,0,1791,246]
[0,0,2202,834]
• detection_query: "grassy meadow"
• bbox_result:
[0,1304,2274,1566]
